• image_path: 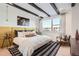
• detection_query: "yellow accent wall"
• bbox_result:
[0,26,34,48]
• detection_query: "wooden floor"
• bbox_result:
[0,46,70,56]
[56,46,70,56]
[0,48,11,56]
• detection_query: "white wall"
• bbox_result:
[65,11,72,36]
[0,4,39,29]
[0,4,7,25]
[60,14,66,34]
[65,3,79,38]
[72,4,79,38]
[59,11,72,36]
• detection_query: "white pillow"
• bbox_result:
[18,32,25,37]
[23,31,37,37]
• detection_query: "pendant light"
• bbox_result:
[6,5,8,22]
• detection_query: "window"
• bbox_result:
[42,20,51,31]
[52,18,60,32]
[42,17,61,32]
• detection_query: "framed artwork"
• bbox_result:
[17,16,30,26]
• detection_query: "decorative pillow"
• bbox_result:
[17,32,25,37]
[25,34,36,37]
[24,31,37,37]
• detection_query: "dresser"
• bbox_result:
[70,38,79,56]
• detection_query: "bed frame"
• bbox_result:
[10,41,60,56]
[11,30,60,56]
[14,30,34,37]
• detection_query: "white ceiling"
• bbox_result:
[35,3,57,16]
[15,3,47,17]
[15,3,72,17]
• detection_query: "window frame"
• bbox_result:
[42,17,61,32]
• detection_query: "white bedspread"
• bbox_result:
[13,35,52,56]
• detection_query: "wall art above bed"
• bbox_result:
[17,16,30,26]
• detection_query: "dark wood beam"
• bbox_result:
[50,3,60,15]
[71,3,76,7]
[28,3,50,17]
[7,3,43,18]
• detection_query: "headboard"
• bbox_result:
[14,30,34,37]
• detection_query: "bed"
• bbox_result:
[13,30,52,56]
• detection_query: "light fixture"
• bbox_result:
[6,5,8,22]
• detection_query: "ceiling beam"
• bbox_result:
[28,3,50,17]
[71,3,76,7]
[50,3,60,15]
[7,3,43,18]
